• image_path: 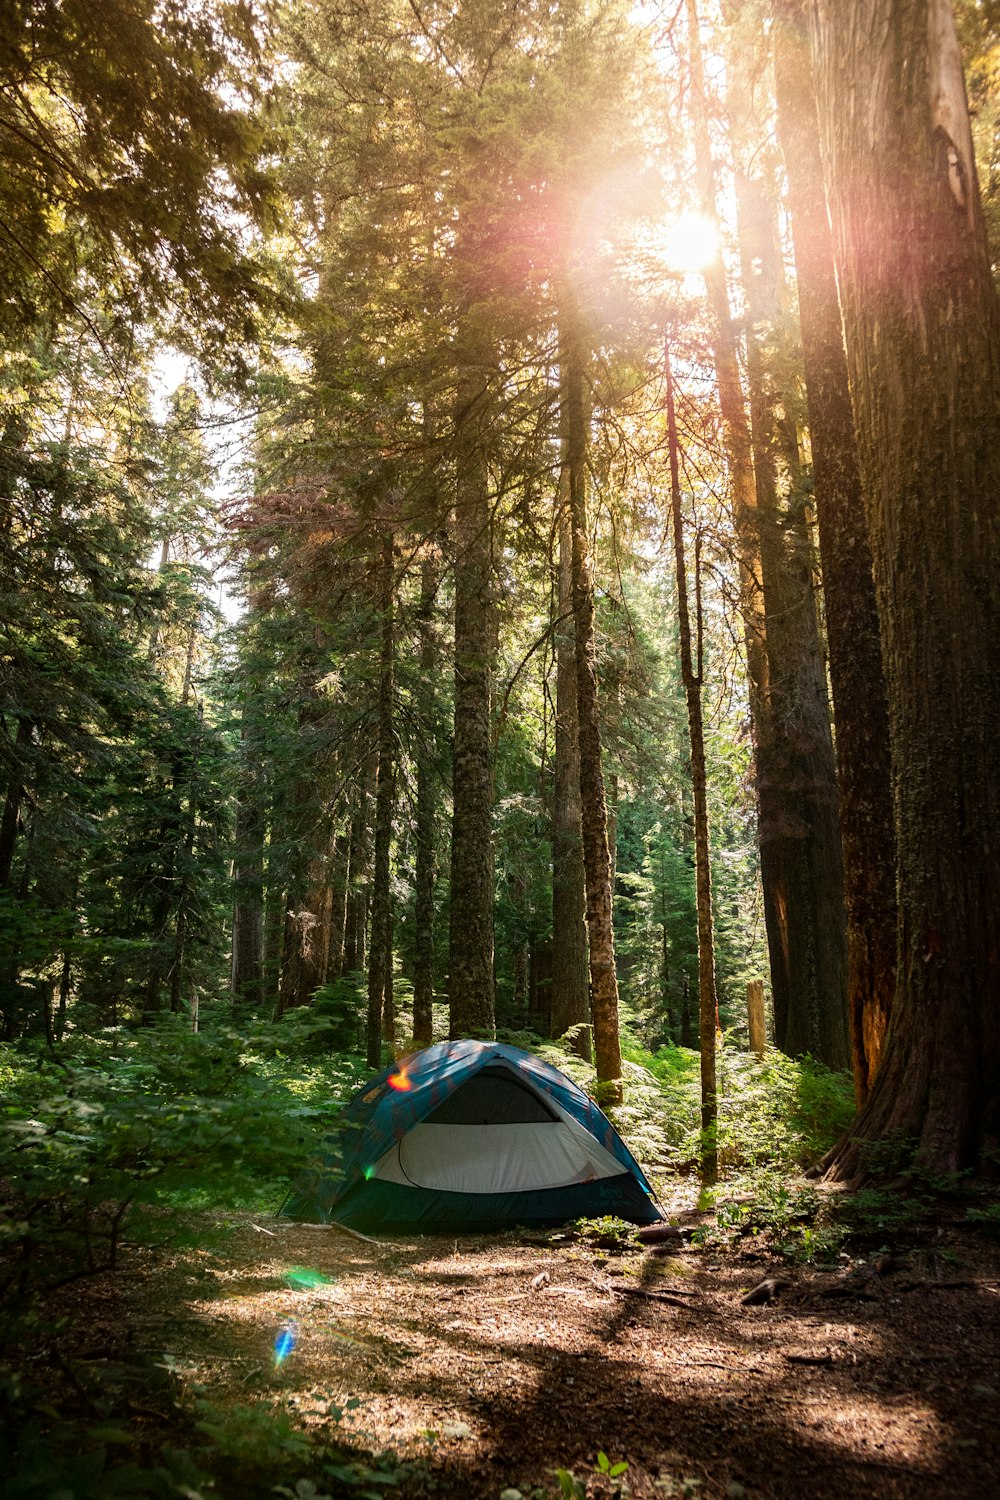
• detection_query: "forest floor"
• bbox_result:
[31,1195,1000,1500]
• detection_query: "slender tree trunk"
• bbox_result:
[367,534,396,1068]
[550,444,591,1058]
[448,372,496,1039]
[230,727,265,1009]
[326,828,351,984]
[560,287,623,1102]
[665,335,719,1183]
[56,948,72,1042]
[685,0,771,952]
[412,553,438,1049]
[343,781,369,977]
[811,0,1000,1175]
[277,834,329,1018]
[0,717,33,887]
[262,866,285,1006]
[276,703,333,1019]
[774,0,898,1101]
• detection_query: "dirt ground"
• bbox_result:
[107,1202,1000,1500]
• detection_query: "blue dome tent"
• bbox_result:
[281,1040,663,1231]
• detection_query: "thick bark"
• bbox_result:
[665,335,718,1183]
[774,0,898,1101]
[412,554,438,1050]
[561,290,623,1102]
[550,451,591,1058]
[448,373,496,1039]
[736,166,850,1071]
[367,534,396,1068]
[688,0,849,1070]
[811,0,1000,1175]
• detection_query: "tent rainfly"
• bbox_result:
[281,1040,663,1231]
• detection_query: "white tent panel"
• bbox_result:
[372,1115,624,1194]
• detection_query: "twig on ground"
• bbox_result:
[595,1277,703,1310]
[286,1219,383,1246]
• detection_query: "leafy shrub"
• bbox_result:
[0,1017,363,1316]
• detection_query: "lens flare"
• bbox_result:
[285,1266,329,1291]
[387,1069,412,1092]
[363,1165,376,1180]
[274,1320,298,1367]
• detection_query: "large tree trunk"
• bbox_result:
[412,553,438,1050]
[688,0,849,1070]
[735,162,850,1071]
[560,288,623,1102]
[448,372,496,1039]
[811,0,1000,1175]
[367,534,396,1067]
[773,0,898,1101]
[550,446,591,1058]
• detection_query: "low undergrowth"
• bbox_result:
[1,1018,860,1495]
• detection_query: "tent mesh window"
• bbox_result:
[421,1065,558,1125]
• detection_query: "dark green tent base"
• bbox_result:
[284,1170,661,1233]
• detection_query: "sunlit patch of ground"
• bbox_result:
[128,1212,1000,1499]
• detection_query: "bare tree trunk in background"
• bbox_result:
[230,724,265,1009]
[326,828,350,983]
[412,552,438,1049]
[550,445,591,1059]
[367,533,396,1067]
[0,716,33,888]
[448,371,497,1040]
[276,827,330,1018]
[664,337,719,1183]
[774,0,897,1102]
[345,762,373,978]
[684,0,772,1015]
[811,0,1000,1176]
[561,286,623,1103]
